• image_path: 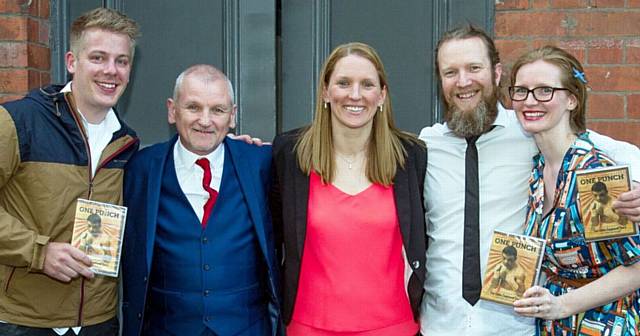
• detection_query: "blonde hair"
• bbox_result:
[70,8,140,59]
[295,42,422,186]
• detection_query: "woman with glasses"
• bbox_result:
[509,45,640,335]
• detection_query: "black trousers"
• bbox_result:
[0,318,118,336]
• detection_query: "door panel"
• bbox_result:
[280,0,494,135]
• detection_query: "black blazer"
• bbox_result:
[271,128,428,324]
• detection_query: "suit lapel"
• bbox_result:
[145,136,176,273]
[394,162,413,255]
[225,139,273,266]
[292,155,310,259]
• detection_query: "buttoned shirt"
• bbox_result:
[173,138,224,223]
[418,104,640,336]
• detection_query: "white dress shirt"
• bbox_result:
[173,138,224,222]
[418,104,640,336]
[62,82,121,178]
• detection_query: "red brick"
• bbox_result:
[628,40,640,64]
[25,18,49,45]
[586,66,640,91]
[0,95,23,104]
[496,12,569,37]
[630,0,640,7]
[629,94,640,119]
[588,39,624,64]
[0,69,28,93]
[39,0,49,19]
[27,43,50,70]
[0,42,27,67]
[0,16,28,40]
[552,0,624,8]
[27,69,39,89]
[573,12,640,37]
[0,0,23,13]
[551,0,589,8]
[38,19,49,45]
[497,12,640,38]
[587,94,624,118]
[592,0,625,7]
[27,18,39,43]
[40,71,50,86]
[496,39,530,64]
[496,0,529,10]
[531,39,587,64]
[587,121,640,146]
[589,48,622,64]
[532,0,550,9]
[27,0,38,16]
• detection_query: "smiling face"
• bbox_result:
[437,37,502,137]
[322,54,386,132]
[168,73,237,156]
[512,60,577,136]
[65,28,132,118]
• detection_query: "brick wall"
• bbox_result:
[0,0,50,104]
[495,0,640,145]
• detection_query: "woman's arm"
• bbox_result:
[513,261,640,319]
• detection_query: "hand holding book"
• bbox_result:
[43,242,94,282]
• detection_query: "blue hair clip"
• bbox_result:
[572,68,587,84]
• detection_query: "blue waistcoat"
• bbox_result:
[144,146,268,335]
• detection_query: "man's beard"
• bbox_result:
[444,84,499,138]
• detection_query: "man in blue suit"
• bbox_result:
[121,64,281,336]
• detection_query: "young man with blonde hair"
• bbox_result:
[0,7,139,335]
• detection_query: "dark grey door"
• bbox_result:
[52,0,276,146]
[280,0,494,134]
[51,1,493,144]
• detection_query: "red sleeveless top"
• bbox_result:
[287,171,418,335]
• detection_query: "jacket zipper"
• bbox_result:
[63,94,92,326]
[63,94,138,325]
[4,267,16,292]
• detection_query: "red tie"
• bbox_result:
[195,158,218,228]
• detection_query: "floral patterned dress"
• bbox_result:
[523,133,640,336]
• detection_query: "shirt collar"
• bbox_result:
[61,81,121,133]
[174,137,225,170]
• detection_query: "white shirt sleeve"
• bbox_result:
[589,129,640,181]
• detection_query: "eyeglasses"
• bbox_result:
[508,86,570,102]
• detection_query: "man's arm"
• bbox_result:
[0,108,49,270]
[0,107,92,282]
[590,131,640,221]
[590,130,640,180]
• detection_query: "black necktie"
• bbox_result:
[463,135,481,306]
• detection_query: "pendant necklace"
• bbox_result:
[337,153,358,169]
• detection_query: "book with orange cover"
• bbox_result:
[480,230,545,306]
[575,165,636,241]
[71,198,127,277]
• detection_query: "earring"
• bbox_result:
[324,102,328,109]
[378,104,383,112]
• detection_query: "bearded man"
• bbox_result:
[417,25,640,336]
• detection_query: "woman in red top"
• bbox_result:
[271,42,427,335]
